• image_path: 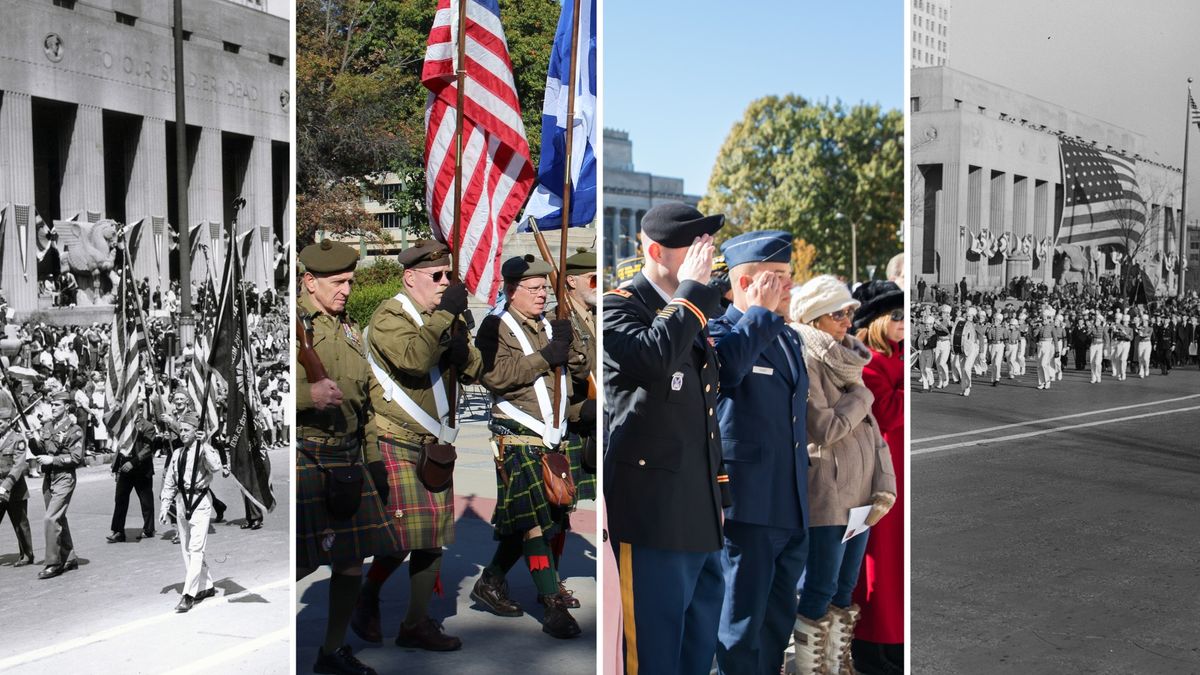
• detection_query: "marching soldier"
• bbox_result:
[0,383,34,566]
[603,202,730,674]
[158,411,225,613]
[1153,315,1174,375]
[951,306,979,397]
[295,240,399,675]
[33,390,84,579]
[351,240,481,651]
[474,255,590,639]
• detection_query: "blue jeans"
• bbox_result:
[796,525,870,620]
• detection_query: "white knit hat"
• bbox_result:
[790,274,859,324]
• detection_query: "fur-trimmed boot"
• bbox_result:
[825,604,861,674]
[792,613,832,674]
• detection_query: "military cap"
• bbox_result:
[501,254,551,282]
[563,248,597,275]
[50,390,71,402]
[299,240,358,274]
[640,202,724,248]
[178,410,200,428]
[397,240,451,269]
[720,230,793,268]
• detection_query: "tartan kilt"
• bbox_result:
[491,436,566,540]
[297,439,400,569]
[378,436,455,551]
[565,433,596,502]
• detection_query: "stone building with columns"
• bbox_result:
[911,66,1188,297]
[601,128,699,280]
[0,0,289,316]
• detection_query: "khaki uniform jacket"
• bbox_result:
[295,292,379,463]
[366,289,484,444]
[39,415,84,471]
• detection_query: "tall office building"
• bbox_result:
[912,0,951,68]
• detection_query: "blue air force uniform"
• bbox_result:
[709,231,810,675]
[604,202,730,675]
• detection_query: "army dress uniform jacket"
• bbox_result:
[40,415,85,473]
[603,273,727,553]
[0,435,28,501]
[709,304,809,531]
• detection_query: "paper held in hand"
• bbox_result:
[842,504,873,543]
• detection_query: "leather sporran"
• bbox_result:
[324,464,364,520]
[540,451,576,506]
[417,441,457,493]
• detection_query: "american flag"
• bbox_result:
[1058,138,1146,249]
[103,257,145,459]
[186,275,221,437]
[422,0,535,303]
[1191,93,1200,128]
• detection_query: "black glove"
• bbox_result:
[576,398,596,431]
[548,318,573,344]
[436,282,469,317]
[367,461,390,507]
[540,339,570,367]
[447,327,470,367]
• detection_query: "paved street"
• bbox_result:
[0,446,291,675]
[911,358,1200,674]
[295,397,598,674]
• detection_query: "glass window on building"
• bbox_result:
[911,97,921,113]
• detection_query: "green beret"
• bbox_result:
[563,248,596,275]
[299,240,358,274]
[397,240,451,269]
[501,254,551,282]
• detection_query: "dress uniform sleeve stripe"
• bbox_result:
[619,542,640,675]
[669,297,706,326]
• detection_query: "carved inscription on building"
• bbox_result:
[88,48,263,106]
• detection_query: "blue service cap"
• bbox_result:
[720,230,793,268]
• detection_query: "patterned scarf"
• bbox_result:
[791,322,871,389]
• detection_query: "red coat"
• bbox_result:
[852,339,904,644]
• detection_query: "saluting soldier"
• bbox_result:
[473,255,590,639]
[707,230,807,675]
[0,382,34,566]
[33,390,84,580]
[603,202,730,675]
[350,240,481,651]
[295,240,398,675]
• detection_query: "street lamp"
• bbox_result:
[835,212,871,285]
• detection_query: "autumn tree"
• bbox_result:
[699,96,904,280]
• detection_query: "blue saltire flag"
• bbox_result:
[520,0,596,230]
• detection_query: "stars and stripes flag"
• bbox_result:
[422,0,535,303]
[1191,93,1200,128]
[519,0,597,231]
[103,239,146,459]
[1057,138,1146,249]
[186,275,221,437]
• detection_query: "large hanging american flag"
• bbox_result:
[1058,138,1146,249]
[104,225,147,459]
[423,0,535,303]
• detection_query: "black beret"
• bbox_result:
[397,240,450,269]
[501,254,551,282]
[640,202,724,248]
[563,248,596,274]
[299,240,358,274]
[851,280,905,331]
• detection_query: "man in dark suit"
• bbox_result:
[106,404,158,542]
[604,202,730,675]
[707,231,808,675]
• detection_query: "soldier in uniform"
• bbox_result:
[158,411,225,612]
[472,255,589,639]
[1153,315,1174,376]
[350,240,481,651]
[707,230,806,675]
[0,382,34,566]
[603,202,730,674]
[951,306,979,397]
[295,240,399,675]
[32,390,84,579]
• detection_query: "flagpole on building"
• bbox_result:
[173,0,193,346]
[1179,78,1193,296]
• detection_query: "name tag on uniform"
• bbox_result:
[752,366,774,376]
[671,371,684,390]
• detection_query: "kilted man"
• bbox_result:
[106,405,158,542]
[296,240,399,675]
[708,230,808,675]
[33,390,83,579]
[473,254,591,639]
[158,411,224,613]
[0,384,34,567]
[951,306,979,397]
[603,203,731,674]
[351,240,482,651]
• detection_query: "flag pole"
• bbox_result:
[173,0,193,348]
[447,0,469,429]
[551,0,582,428]
[1179,78,1193,296]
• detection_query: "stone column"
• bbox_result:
[188,126,224,282]
[60,103,105,221]
[126,116,169,293]
[936,161,966,286]
[974,167,991,289]
[241,136,274,290]
[1,91,38,313]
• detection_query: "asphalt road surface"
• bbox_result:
[295,399,599,675]
[912,358,1200,674]
[0,446,291,675]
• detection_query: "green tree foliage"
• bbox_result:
[296,0,560,245]
[345,279,406,327]
[699,96,904,280]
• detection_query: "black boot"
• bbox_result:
[470,568,522,617]
[851,639,902,675]
[539,593,581,639]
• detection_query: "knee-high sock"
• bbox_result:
[404,550,442,628]
[363,552,408,595]
[550,528,567,571]
[487,533,524,576]
[523,537,558,596]
[324,572,362,654]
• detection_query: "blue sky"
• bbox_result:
[603,0,904,197]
